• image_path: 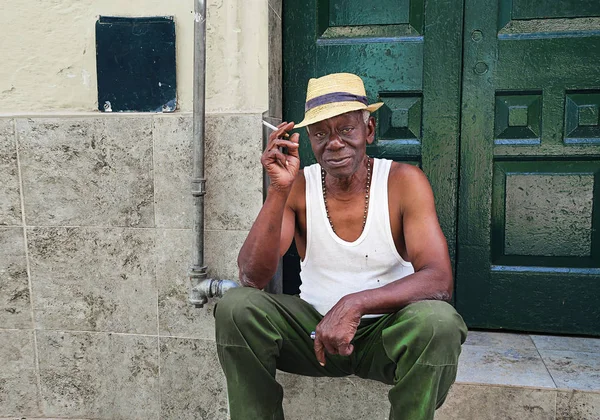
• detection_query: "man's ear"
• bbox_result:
[366,116,376,145]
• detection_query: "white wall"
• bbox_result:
[0,0,268,113]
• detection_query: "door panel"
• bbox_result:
[283,0,465,279]
[457,0,600,334]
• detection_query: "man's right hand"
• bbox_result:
[261,122,300,192]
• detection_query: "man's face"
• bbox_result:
[307,110,375,178]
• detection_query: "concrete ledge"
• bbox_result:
[278,331,600,420]
[437,383,600,420]
[436,332,600,419]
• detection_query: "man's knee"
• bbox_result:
[214,286,266,330]
[384,300,467,365]
[404,300,467,346]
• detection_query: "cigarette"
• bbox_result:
[262,120,290,137]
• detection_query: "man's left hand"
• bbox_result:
[313,296,362,366]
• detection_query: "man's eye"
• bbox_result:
[315,132,326,139]
[340,127,352,134]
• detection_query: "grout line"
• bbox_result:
[151,117,162,420]
[151,115,158,229]
[22,225,174,230]
[0,326,216,342]
[20,224,250,232]
[531,334,559,389]
[157,334,162,420]
[268,2,282,21]
[0,327,36,332]
[0,111,266,118]
[14,117,44,408]
[0,326,157,338]
[0,417,104,420]
[151,116,161,338]
[13,118,32,327]
[157,333,216,342]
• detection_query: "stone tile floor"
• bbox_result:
[458,331,600,391]
[434,331,600,420]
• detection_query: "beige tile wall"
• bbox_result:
[0,113,261,419]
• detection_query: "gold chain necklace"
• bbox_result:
[321,157,372,234]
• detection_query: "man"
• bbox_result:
[215,73,467,420]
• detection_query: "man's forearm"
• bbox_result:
[237,186,290,289]
[344,267,453,316]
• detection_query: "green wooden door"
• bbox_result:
[283,1,600,335]
[283,0,465,273]
[457,1,600,335]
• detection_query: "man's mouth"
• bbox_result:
[326,157,351,167]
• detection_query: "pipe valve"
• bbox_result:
[189,275,239,308]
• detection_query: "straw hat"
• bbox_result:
[295,73,384,128]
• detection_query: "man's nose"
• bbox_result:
[326,133,344,150]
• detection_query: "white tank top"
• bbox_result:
[299,158,414,316]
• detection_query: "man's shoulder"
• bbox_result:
[387,160,428,185]
[385,161,435,212]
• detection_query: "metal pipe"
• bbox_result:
[189,0,209,307]
[189,0,238,308]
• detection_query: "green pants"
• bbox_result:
[215,287,467,420]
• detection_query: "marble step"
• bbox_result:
[278,332,600,420]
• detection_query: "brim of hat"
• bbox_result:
[295,101,384,128]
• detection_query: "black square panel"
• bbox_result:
[96,16,176,113]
